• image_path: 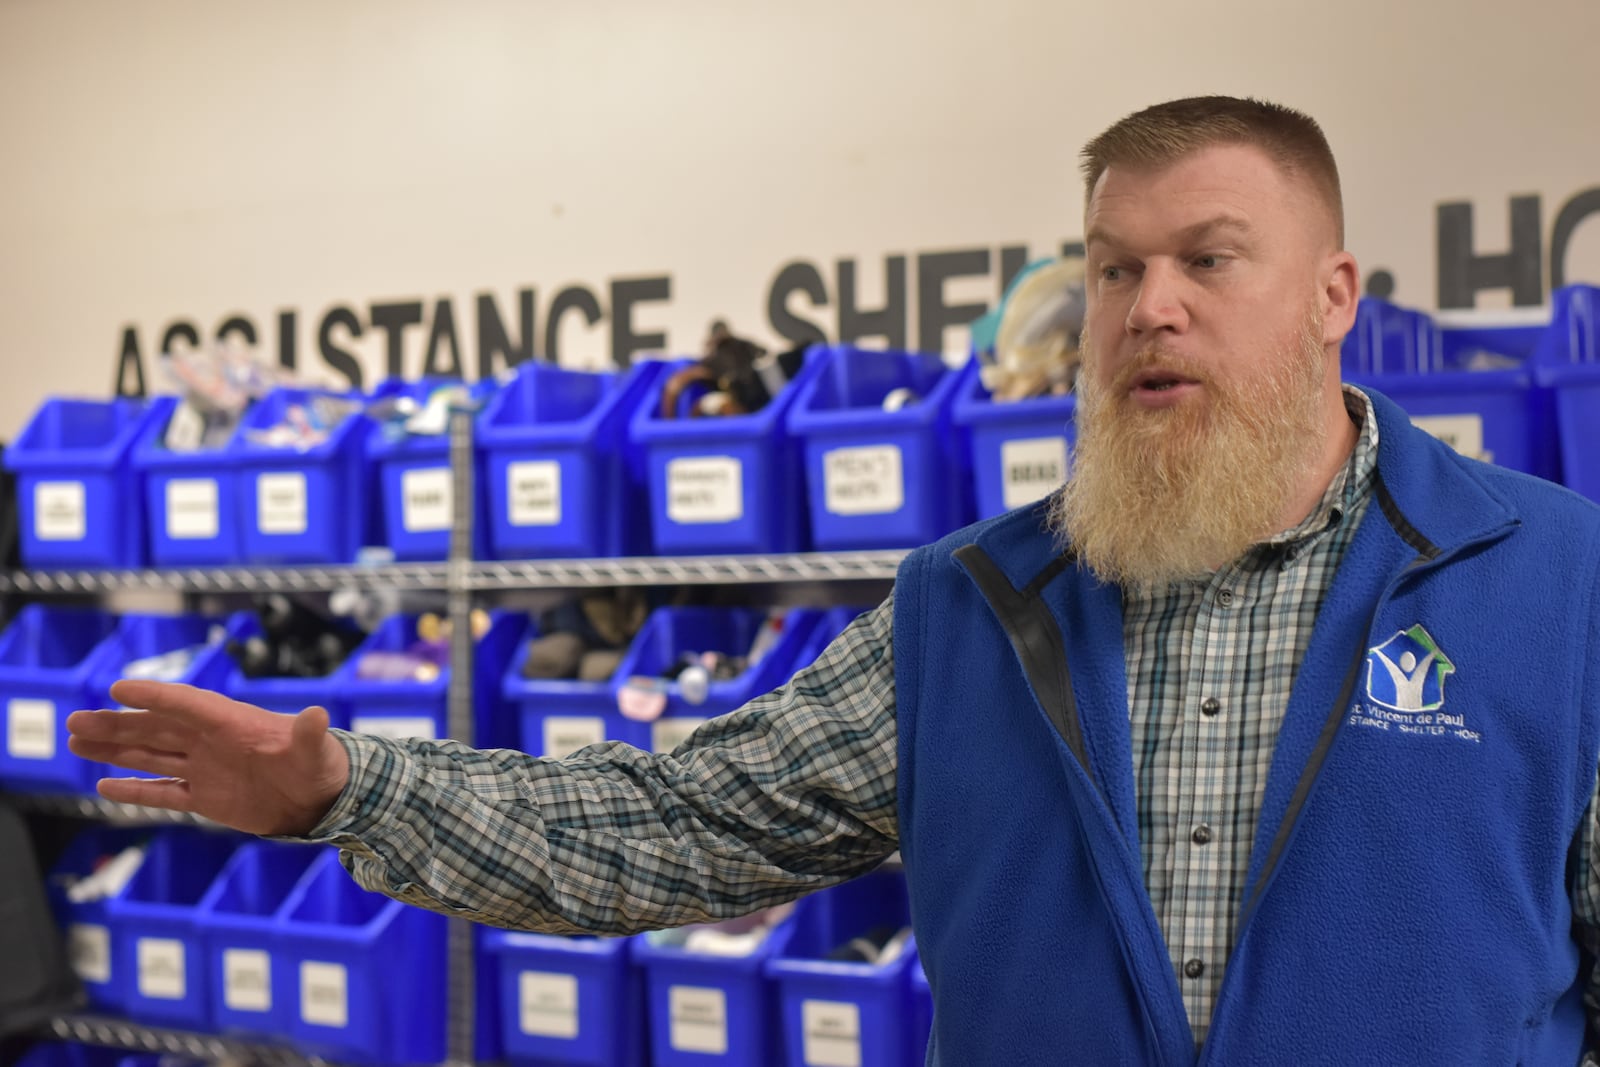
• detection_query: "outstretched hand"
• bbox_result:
[66,680,351,837]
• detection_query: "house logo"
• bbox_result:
[1365,625,1455,713]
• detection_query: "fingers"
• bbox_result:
[66,709,193,751]
[106,680,251,727]
[69,737,190,779]
[97,775,197,812]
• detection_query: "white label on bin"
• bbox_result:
[1411,414,1492,462]
[543,716,606,758]
[1000,437,1070,510]
[508,461,561,526]
[257,472,308,534]
[666,457,744,524]
[668,985,728,1054]
[137,937,186,1000]
[165,478,219,539]
[351,715,437,741]
[802,1000,863,1067]
[68,923,110,984]
[34,481,86,541]
[223,948,272,1012]
[7,699,55,759]
[402,467,453,532]
[653,717,707,754]
[824,446,904,516]
[518,971,579,1038]
[300,961,349,1028]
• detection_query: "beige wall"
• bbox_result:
[2,0,1598,438]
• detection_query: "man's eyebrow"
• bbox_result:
[1176,214,1254,244]
[1085,213,1254,252]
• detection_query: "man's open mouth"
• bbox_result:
[1131,370,1199,392]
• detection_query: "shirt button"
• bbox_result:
[1216,588,1234,607]
[1201,697,1221,717]
[1191,824,1212,845]
[1184,958,1205,979]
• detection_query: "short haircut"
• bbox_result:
[1080,96,1344,246]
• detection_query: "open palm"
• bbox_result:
[66,679,351,837]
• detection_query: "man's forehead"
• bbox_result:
[1089,142,1286,198]
[1085,144,1306,243]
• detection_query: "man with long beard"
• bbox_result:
[70,97,1600,1064]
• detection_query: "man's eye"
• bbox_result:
[1194,254,1220,269]
[1101,266,1122,281]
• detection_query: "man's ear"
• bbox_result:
[1321,251,1361,346]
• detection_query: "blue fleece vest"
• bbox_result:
[895,388,1600,1065]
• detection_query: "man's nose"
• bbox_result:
[1125,261,1190,336]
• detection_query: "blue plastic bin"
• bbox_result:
[1548,361,1600,503]
[484,929,647,1066]
[481,361,666,560]
[11,1043,127,1067]
[786,347,970,551]
[231,387,377,565]
[197,841,327,1038]
[477,925,507,1065]
[1344,298,1553,480]
[208,611,353,728]
[0,605,118,793]
[1341,296,1444,376]
[766,872,918,1067]
[789,606,873,675]
[609,606,822,754]
[83,612,231,782]
[633,903,809,1066]
[104,828,239,1028]
[950,359,1075,520]
[6,395,159,569]
[1533,285,1600,503]
[476,609,531,750]
[502,621,635,760]
[910,947,931,1067]
[277,849,447,1065]
[335,613,448,741]
[336,611,526,742]
[629,351,827,556]
[131,395,244,567]
[367,377,490,562]
[45,826,148,1011]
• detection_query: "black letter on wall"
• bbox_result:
[767,261,830,347]
[114,327,145,397]
[1437,195,1544,308]
[998,246,1032,297]
[216,316,258,347]
[422,298,464,378]
[318,307,364,389]
[370,301,424,379]
[278,310,297,371]
[1551,188,1600,292]
[838,256,907,348]
[160,321,201,355]
[918,249,990,354]
[611,276,672,366]
[544,286,603,362]
[477,288,536,377]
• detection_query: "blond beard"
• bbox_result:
[1050,307,1330,594]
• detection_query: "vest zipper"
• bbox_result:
[1197,517,1514,1062]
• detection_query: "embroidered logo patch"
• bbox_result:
[1348,624,1478,743]
[1365,625,1455,712]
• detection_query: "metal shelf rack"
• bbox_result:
[41,1013,338,1067]
[0,550,906,596]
